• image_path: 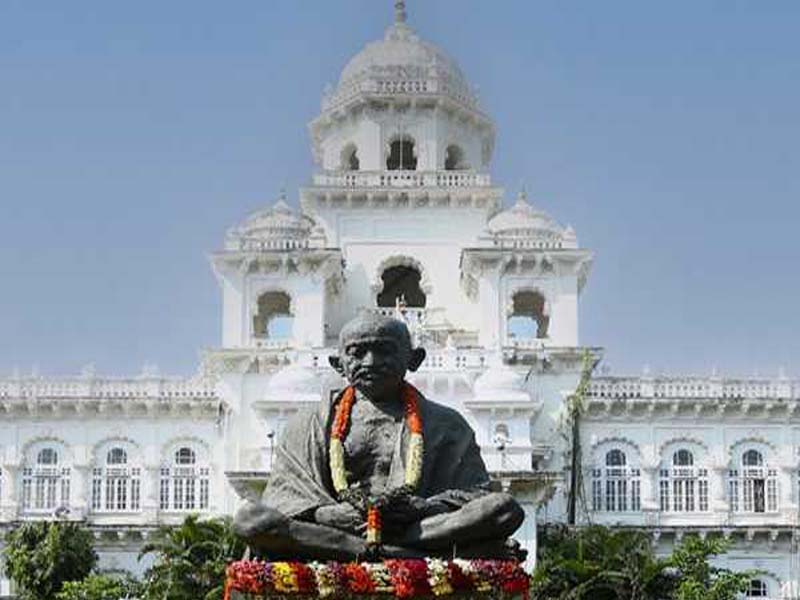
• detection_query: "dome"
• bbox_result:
[324,5,478,112]
[487,191,575,249]
[226,196,316,251]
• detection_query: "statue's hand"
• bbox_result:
[381,493,429,524]
[314,503,365,534]
[427,489,482,510]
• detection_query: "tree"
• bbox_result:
[668,535,751,600]
[56,574,140,600]
[4,521,98,600]
[532,525,676,600]
[139,515,246,600]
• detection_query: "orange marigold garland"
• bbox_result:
[330,382,424,549]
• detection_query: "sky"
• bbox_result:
[1,1,798,378]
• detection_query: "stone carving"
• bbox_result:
[234,314,523,560]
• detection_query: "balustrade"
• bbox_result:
[312,170,491,189]
[588,376,799,401]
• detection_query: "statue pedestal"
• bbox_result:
[225,559,530,599]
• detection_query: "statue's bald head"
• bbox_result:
[338,314,413,352]
[330,314,426,401]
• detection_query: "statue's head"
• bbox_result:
[329,314,426,401]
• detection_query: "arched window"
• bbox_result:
[729,449,777,513]
[591,449,641,512]
[377,266,426,309]
[22,445,70,513]
[91,445,141,513]
[444,144,468,170]
[341,144,359,171]
[507,290,549,341]
[658,449,709,512]
[493,423,511,449]
[386,137,417,171]
[159,446,210,512]
[747,579,769,598]
[252,291,293,340]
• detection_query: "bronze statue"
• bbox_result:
[234,314,524,560]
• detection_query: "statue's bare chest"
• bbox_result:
[342,399,403,493]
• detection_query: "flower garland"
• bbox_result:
[225,559,530,600]
[329,382,424,546]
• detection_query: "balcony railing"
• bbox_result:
[587,376,799,401]
[312,170,492,189]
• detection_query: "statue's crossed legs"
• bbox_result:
[235,492,524,561]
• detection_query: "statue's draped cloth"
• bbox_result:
[264,390,491,518]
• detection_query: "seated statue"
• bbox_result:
[234,314,524,561]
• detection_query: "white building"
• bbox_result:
[0,3,796,597]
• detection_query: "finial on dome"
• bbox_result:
[517,186,529,205]
[394,0,407,24]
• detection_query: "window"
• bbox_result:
[386,137,417,170]
[747,579,768,598]
[159,447,210,512]
[659,449,709,513]
[591,449,641,513]
[91,446,141,513]
[729,450,777,513]
[22,446,70,512]
[444,144,468,170]
[252,291,293,340]
[341,144,359,171]
[507,290,549,341]
[377,265,426,309]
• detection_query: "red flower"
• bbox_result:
[226,560,267,595]
[386,559,431,598]
[446,562,473,592]
[291,562,317,594]
[344,563,375,595]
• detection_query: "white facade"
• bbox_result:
[0,3,796,596]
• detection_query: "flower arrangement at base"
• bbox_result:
[225,559,530,600]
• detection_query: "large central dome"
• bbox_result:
[322,3,479,112]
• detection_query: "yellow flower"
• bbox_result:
[272,562,299,593]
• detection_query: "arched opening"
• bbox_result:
[377,266,426,308]
[159,446,210,512]
[341,144,359,171]
[253,291,293,340]
[659,448,708,513]
[730,448,777,513]
[507,290,549,341]
[444,144,468,170]
[22,445,70,513]
[92,445,140,513]
[493,423,511,450]
[591,448,641,513]
[386,137,417,171]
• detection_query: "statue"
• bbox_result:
[234,314,524,560]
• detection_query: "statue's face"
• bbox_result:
[333,317,425,401]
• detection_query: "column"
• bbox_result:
[142,464,162,519]
[71,464,90,520]
[1,465,20,521]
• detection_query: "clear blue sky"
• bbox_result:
[1,1,798,377]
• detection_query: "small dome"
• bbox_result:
[487,191,574,249]
[226,196,315,251]
[266,364,321,396]
[325,15,477,111]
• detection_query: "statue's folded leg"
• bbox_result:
[394,492,524,551]
[234,501,426,560]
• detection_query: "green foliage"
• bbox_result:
[533,526,753,600]
[668,536,751,600]
[139,514,246,600]
[532,525,675,600]
[56,574,140,600]
[4,521,98,600]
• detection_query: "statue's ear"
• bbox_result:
[328,355,345,376]
[407,348,426,372]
